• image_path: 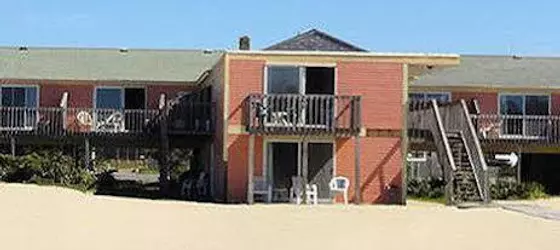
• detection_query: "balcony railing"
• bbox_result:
[0,107,159,136]
[244,94,361,135]
[471,114,560,142]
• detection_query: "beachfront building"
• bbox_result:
[409,55,560,196]
[0,29,463,204]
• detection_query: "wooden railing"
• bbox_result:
[437,100,490,203]
[0,107,159,136]
[408,100,457,203]
[408,100,490,203]
[165,101,215,134]
[244,94,361,135]
[471,114,560,142]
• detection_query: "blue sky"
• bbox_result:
[1,0,559,55]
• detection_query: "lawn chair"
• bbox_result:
[289,176,318,205]
[329,176,349,205]
[253,176,272,203]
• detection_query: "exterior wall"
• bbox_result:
[207,56,227,201]
[224,57,405,203]
[146,85,195,109]
[336,137,402,203]
[226,59,265,202]
[452,91,498,113]
[337,61,404,203]
[0,79,194,109]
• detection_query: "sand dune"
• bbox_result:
[0,183,559,250]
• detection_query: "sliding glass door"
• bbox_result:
[499,94,549,137]
[265,141,334,202]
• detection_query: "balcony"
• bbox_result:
[471,114,560,143]
[0,107,160,137]
[244,94,361,136]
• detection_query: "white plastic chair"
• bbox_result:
[290,176,318,205]
[329,176,350,205]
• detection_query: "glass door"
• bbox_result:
[266,142,300,202]
[95,87,124,132]
[500,95,524,137]
[525,95,549,137]
[307,142,334,201]
[265,66,305,127]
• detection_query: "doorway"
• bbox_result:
[265,140,334,202]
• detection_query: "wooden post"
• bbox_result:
[354,135,361,204]
[302,138,309,204]
[517,147,522,183]
[159,94,171,196]
[247,134,255,204]
[84,138,91,170]
[10,137,16,156]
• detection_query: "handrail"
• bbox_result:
[244,94,361,135]
[459,100,489,202]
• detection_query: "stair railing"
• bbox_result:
[408,100,457,204]
[436,100,490,203]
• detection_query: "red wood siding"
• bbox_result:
[40,84,93,108]
[452,92,498,113]
[146,85,196,109]
[551,93,560,115]
[336,137,403,204]
[227,59,265,126]
[337,61,403,129]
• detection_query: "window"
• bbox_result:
[0,86,38,129]
[408,92,450,103]
[499,94,549,137]
[0,86,37,108]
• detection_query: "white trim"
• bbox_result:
[228,50,459,58]
[409,91,451,102]
[497,92,551,115]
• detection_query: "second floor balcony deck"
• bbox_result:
[244,94,362,136]
[0,103,214,138]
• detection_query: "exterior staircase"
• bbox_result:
[409,99,490,205]
[446,131,483,202]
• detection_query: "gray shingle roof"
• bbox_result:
[264,29,367,52]
[413,55,560,88]
[0,47,223,82]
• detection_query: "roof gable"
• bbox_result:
[264,29,367,52]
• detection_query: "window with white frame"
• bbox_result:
[0,86,38,129]
[499,94,549,137]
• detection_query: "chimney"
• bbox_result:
[239,35,250,50]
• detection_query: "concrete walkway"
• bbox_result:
[499,203,560,221]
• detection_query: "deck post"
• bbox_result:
[302,137,309,204]
[84,138,91,170]
[10,137,16,156]
[247,134,255,204]
[354,135,361,204]
[158,94,171,196]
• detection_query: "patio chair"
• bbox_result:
[253,176,272,203]
[289,176,318,205]
[329,176,349,205]
[96,111,126,132]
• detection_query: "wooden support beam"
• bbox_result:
[84,138,91,170]
[302,138,309,204]
[247,134,255,204]
[158,94,171,196]
[10,137,16,156]
[354,136,361,204]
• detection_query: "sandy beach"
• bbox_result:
[0,183,559,250]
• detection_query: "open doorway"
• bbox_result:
[305,67,334,95]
